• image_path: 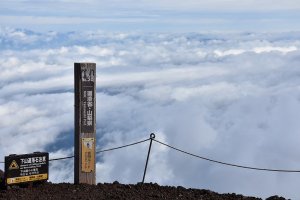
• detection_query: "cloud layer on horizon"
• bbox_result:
[1,0,300,32]
[0,28,300,199]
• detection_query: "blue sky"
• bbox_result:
[1,0,300,32]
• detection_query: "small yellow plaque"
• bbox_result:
[7,174,48,185]
[81,138,95,173]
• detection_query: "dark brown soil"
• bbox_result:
[0,181,288,200]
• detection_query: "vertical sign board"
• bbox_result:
[74,63,96,185]
[5,152,49,185]
[82,138,95,172]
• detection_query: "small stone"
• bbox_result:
[177,186,185,190]
[113,181,119,185]
[124,185,132,189]
[266,196,287,200]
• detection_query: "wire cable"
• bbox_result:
[96,138,150,153]
[154,139,300,173]
[49,155,74,161]
[47,138,150,162]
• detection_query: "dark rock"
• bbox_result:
[0,182,275,200]
[0,170,3,183]
[177,186,186,190]
[0,171,5,190]
[112,181,119,185]
[266,196,287,200]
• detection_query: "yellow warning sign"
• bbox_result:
[9,160,19,170]
[81,138,95,173]
[6,174,48,185]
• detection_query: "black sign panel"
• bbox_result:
[81,65,95,133]
[5,152,49,185]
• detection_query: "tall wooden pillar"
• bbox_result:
[74,63,96,185]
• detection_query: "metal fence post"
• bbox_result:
[142,133,155,183]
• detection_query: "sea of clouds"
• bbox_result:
[1,27,300,199]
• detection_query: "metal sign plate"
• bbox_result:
[81,138,95,173]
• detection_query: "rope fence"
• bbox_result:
[1,134,300,175]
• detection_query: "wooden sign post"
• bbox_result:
[74,63,96,185]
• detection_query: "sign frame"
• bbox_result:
[4,152,49,186]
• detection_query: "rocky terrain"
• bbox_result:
[0,181,287,200]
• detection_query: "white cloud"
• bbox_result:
[1,29,300,199]
[253,46,298,54]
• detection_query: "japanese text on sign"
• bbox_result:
[81,68,95,82]
[81,67,95,133]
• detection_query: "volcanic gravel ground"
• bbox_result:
[0,181,288,200]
